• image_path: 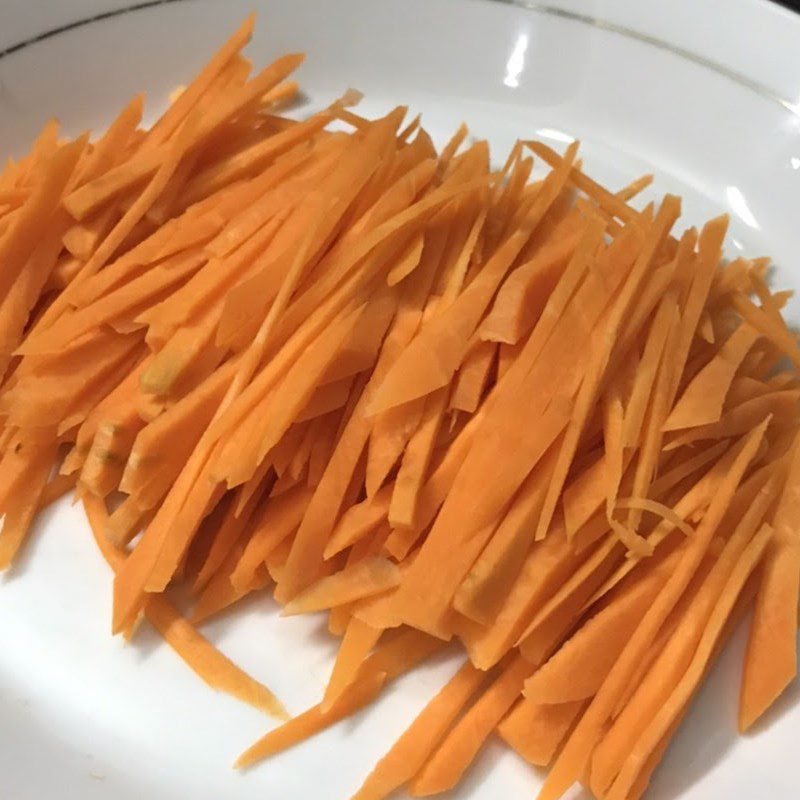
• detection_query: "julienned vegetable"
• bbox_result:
[1,14,798,800]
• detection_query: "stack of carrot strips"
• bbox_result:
[2,16,799,800]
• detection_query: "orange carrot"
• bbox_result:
[739,436,800,731]
[352,660,489,800]
[282,557,401,615]
[408,655,534,795]
[82,494,286,718]
[498,697,586,767]
[322,616,383,712]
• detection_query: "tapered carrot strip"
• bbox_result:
[386,230,425,286]
[457,528,575,670]
[449,339,496,413]
[236,629,443,768]
[730,290,800,370]
[621,295,676,447]
[82,494,286,719]
[739,435,800,731]
[389,386,450,529]
[237,669,387,769]
[63,205,118,260]
[294,377,353,425]
[325,485,392,559]
[664,389,799,450]
[478,218,581,345]
[663,321,760,431]
[322,617,383,712]
[351,661,489,800]
[282,557,400,615]
[524,142,641,224]
[667,217,727,402]
[623,302,683,534]
[498,697,586,767]
[408,655,534,795]
[145,16,255,150]
[0,439,58,570]
[394,396,571,636]
[365,396,426,498]
[383,406,482,559]
[321,288,398,385]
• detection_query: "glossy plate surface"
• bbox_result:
[1,1,799,798]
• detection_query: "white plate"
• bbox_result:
[1,1,800,798]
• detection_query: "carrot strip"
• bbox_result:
[498,698,586,767]
[236,629,443,769]
[608,523,774,800]
[663,322,760,430]
[369,142,579,414]
[236,669,387,769]
[351,660,489,800]
[282,557,401,615]
[588,453,779,797]
[524,549,679,705]
[82,495,286,718]
[739,436,800,731]
[408,655,534,795]
[325,485,392,559]
[538,419,766,800]
[322,617,383,712]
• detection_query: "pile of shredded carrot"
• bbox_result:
[3,15,800,800]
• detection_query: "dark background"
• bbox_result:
[777,0,800,11]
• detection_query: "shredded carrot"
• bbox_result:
[4,18,800,800]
